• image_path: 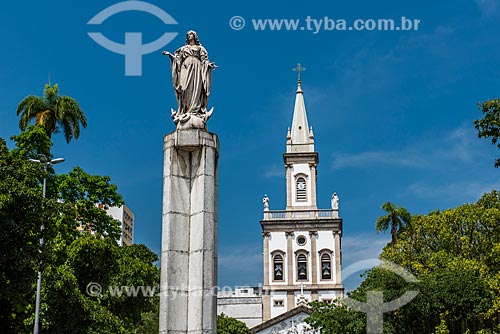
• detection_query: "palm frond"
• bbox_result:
[55,96,87,143]
[16,96,46,130]
[375,215,391,232]
[16,84,87,144]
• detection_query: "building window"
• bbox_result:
[321,253,332,280]
[297,254,308,280]
[296,235,307,246]
[296,177,307,201]
[273,299,284,307]
[322,298,332,304]
[273,254,284,281]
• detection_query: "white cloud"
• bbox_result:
[342,233,390,266]
[219,245,262,269]
[263,164,285,178]
[476,0,499,17]
[398,25,456,58]
[331,125,485,171]
[218,244,262,286]
[332,150,427,170]
[341,233,391,291]
[405,180,499,202]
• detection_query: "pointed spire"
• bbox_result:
[290,73,311,145]
[291,89,308,143]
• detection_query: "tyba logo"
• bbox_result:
[87,1,178,76]
[341,259,419,334]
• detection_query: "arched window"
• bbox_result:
[297,254,308,280]
[321,253,332,279]
[273,254,284,281]
[296,177,307,201]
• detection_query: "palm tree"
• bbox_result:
[16,83,87,143]
[375,202,411,248]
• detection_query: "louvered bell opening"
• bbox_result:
[296,177,307,202]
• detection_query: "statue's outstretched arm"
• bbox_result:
[162,50,175,60]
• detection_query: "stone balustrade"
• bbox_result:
[263,209,339,220]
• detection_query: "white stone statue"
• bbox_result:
[331,192,339,210]
[163,30,217,129]
[263,194,269,211]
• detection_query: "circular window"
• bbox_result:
[296,235,307,246]
[298,125,302,130]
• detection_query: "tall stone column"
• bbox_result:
[159,129,219,334]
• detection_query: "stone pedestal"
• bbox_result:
[159,129,219,334]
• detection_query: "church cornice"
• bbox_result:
[262,284,344,292]
[260,220,342,233]
[283,152,319,165]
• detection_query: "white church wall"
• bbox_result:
[318,290,338,302]
[316,231,334,251]
[316,231,336,283]
[269,232,287,253]
[269,232,288,285]
[270,291,288,319]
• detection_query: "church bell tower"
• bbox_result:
[261,66,344,321]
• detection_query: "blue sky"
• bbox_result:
[1,0,500,290]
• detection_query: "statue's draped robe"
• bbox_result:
[170,44,212,115]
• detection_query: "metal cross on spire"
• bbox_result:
[292,63,306,82]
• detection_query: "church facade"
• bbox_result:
[217,75,344,331]
[260,77,344,321]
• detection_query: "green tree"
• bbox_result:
[348,264,492,333]
[135,306,159,334]
[378,193,500,332]
[375,202,411,248]
[306,301,365,334]
[0,138,46,333]
[474,98,500,167]
[0,128,158,333]
[9,124,52,159]
[16,83,87,143]
[217,313,251,334]
[54,166,124,241]
[42,236,160,334]
[106,244,160,329]
[310,192,500,334]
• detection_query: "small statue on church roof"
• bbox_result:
[163,30,217,130]
[263,194,270,211]
[331,192,339,210]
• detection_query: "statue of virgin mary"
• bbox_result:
[163,30,217,129]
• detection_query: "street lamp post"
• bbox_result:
[29,154,65,334]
